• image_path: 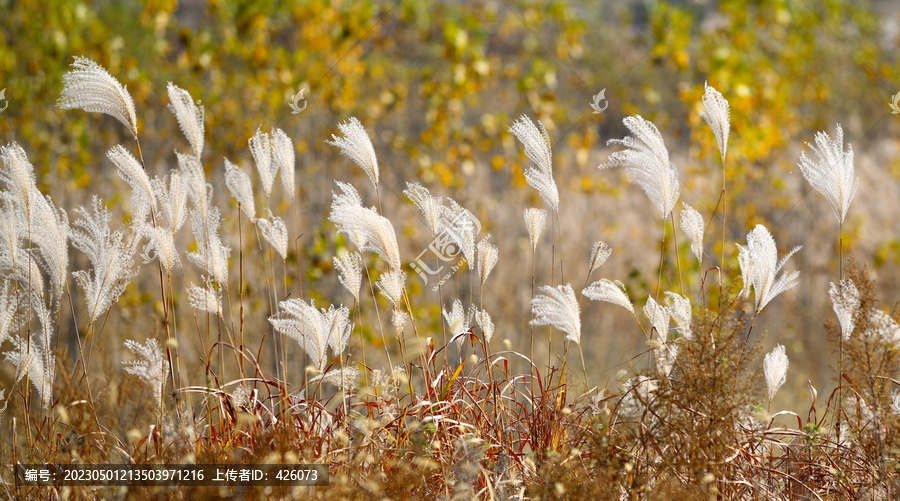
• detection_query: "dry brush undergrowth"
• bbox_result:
[0,58,897,500]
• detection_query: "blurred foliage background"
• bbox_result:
[1,0,899,409]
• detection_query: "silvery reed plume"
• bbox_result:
[326,117,380,192]
[256,209,289,260]
[249,127,278,199]
[763,344,789,407]
[583,279,634,314]
[531,284,581,346]
[122,338,169,410]
[600,115,680,220]
[187,284,223,315]
[476,238,499,286]
[523,208,547,252]
[329,181,401,272]
[644,296,676,377]
[333,251,363,303]
[167,82,204,159]
[665,291,692,340]
[680,203,705,265]
[5,334,55,409]
[699,82,731,163]
[737,224,800,315]
[443,299,474,348]
[588,241,612,277]
[798,124,858,228]
[269,299,352,373]
[508,116,559,213]
[829,279,860,341]
[57,56,138,140]
[70,197,138,324]
[224,158,257,220]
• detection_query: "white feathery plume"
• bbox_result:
[680,203,704,265]
[737,224,801,314]
[141,225,179,273]
[176,151,210,218]
[0,142,37,218]
[333,251,363,303]
[601,115,680,220]
[891,391,900,416]
[249,127,278,198]
[1,143,70,300]
[325,117,379,190]
[272,128,296,200]
[523,208,547,252]
[255,210,289,260]
[509,115,559,213]
[665,291,692,340]
[187,207,229,286]
[57,56,138,139]
[829,279,859,341]
[329,181,367,248]
[475,309,494,344]
[269,299,352,371]
[376,269,406,309]
[223,158,256,220]
[699,82,730,162]
[187,284,222,315]
[442,198,477,266]
[583,279,634,313]
[30,193,70,301]
[763,344,789,403]
[392,310,409,333]
[108,145,155,222]
[443,299,474,347]
[531,284,581,345]
[323,304,352,358]
[70,197,138,323]
[5,334,55,409]
[865,309,900,345]
[404,182,444,234]
[310,366,361,391]
[151,171,189,234]
[167,83,204,158]
[644,296,671,340]
[122,338,169,408]
[329,182,401,272]
[798,124,859,226]
[0,281,18,347]
[476,238,499,286]
[588,241,612,276]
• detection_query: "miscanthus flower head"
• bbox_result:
[737,224,801,314]
[798,124,858,226]
[326,117,379,190]
[680,203,704,265]
[167,82,205,158]
[763,344,789,403]
[601,115,680,220]
[523,208,547,252]
[509,116,559,213]
[58,56,138,139]
[699,82,730,163]
[531,284,581,345]
[829,279,859,341]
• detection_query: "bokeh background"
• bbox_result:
[1,0,900,412]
